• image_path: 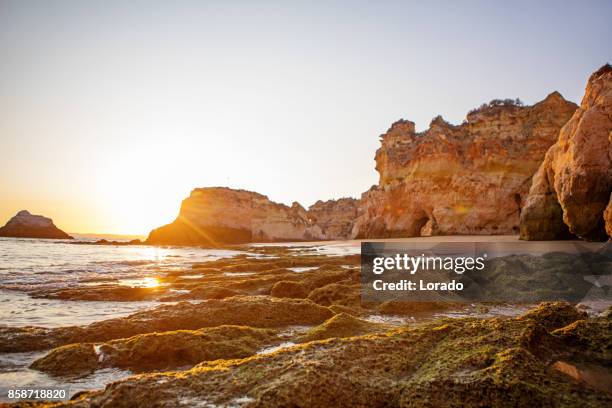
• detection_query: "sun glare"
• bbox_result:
[118,277,160,288]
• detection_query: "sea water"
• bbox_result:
[0,236,244,400]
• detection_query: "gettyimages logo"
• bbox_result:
[361,241,612,303]
[372,253,488,275]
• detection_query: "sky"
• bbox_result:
[0,0,610,235]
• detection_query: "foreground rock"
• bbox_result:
[29,314,387,376]
[17,302,611,407]
[521,64,612,241]
[31,325,277,375]
[0,296,333,353]
[0,210,72,239]
[146,187,359,246]
[352,94,577,238]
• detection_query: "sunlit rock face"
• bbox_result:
[146,188,358,245]
[605,195,612,238]
[307,198,359,240]
[0,210,72,239]
[351,93,577,238]
[521,64,612,241]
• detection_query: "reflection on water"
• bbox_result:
[0,290,160,328]
[0,236,246,401]
[288,267,318,273]
[257,342,298,355]
[117,277,162,288]
[0,237,244,292]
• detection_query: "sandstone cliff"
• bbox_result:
[0,210,73,239]
[520,64,612,241]
[352,93,577,238]
[146,188,358,246]
[307,198,358,240]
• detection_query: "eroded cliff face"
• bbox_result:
[146,188,358,245]
[351,93,578,238]
[520,64,612,241]
[307,198,359,240]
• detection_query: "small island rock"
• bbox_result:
[0,210,73,239]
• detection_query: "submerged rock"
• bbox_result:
[32,285,165,301]
[0,210,72,239]
[521,64,612,241]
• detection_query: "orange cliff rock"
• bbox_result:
[351,93,577,238]
[520,64,612,241]
[148,74,612,245]
[146,187,358,246]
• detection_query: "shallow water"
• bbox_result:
[0,289,160,328]
[0,237,243,293]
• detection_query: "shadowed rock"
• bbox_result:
[145,187,358,246]
[521,64,612,241]
[0,210,72,239]
[31,326,277,375]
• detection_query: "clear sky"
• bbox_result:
[1,0,610,235]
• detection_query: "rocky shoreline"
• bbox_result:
[4,303,611,407]
[1,66,610,407]
[1,245,610,407]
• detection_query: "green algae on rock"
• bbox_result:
[13,302,611,408]
[297,313,391,343]
[31,325,278,375]
[0,296,333,353]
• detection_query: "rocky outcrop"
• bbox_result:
[146,188,358,246]
[0,210,72,239]
[31,325,277,375]
[352,94,578,238]
[521,64,612,241]
[146,188,320,245]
